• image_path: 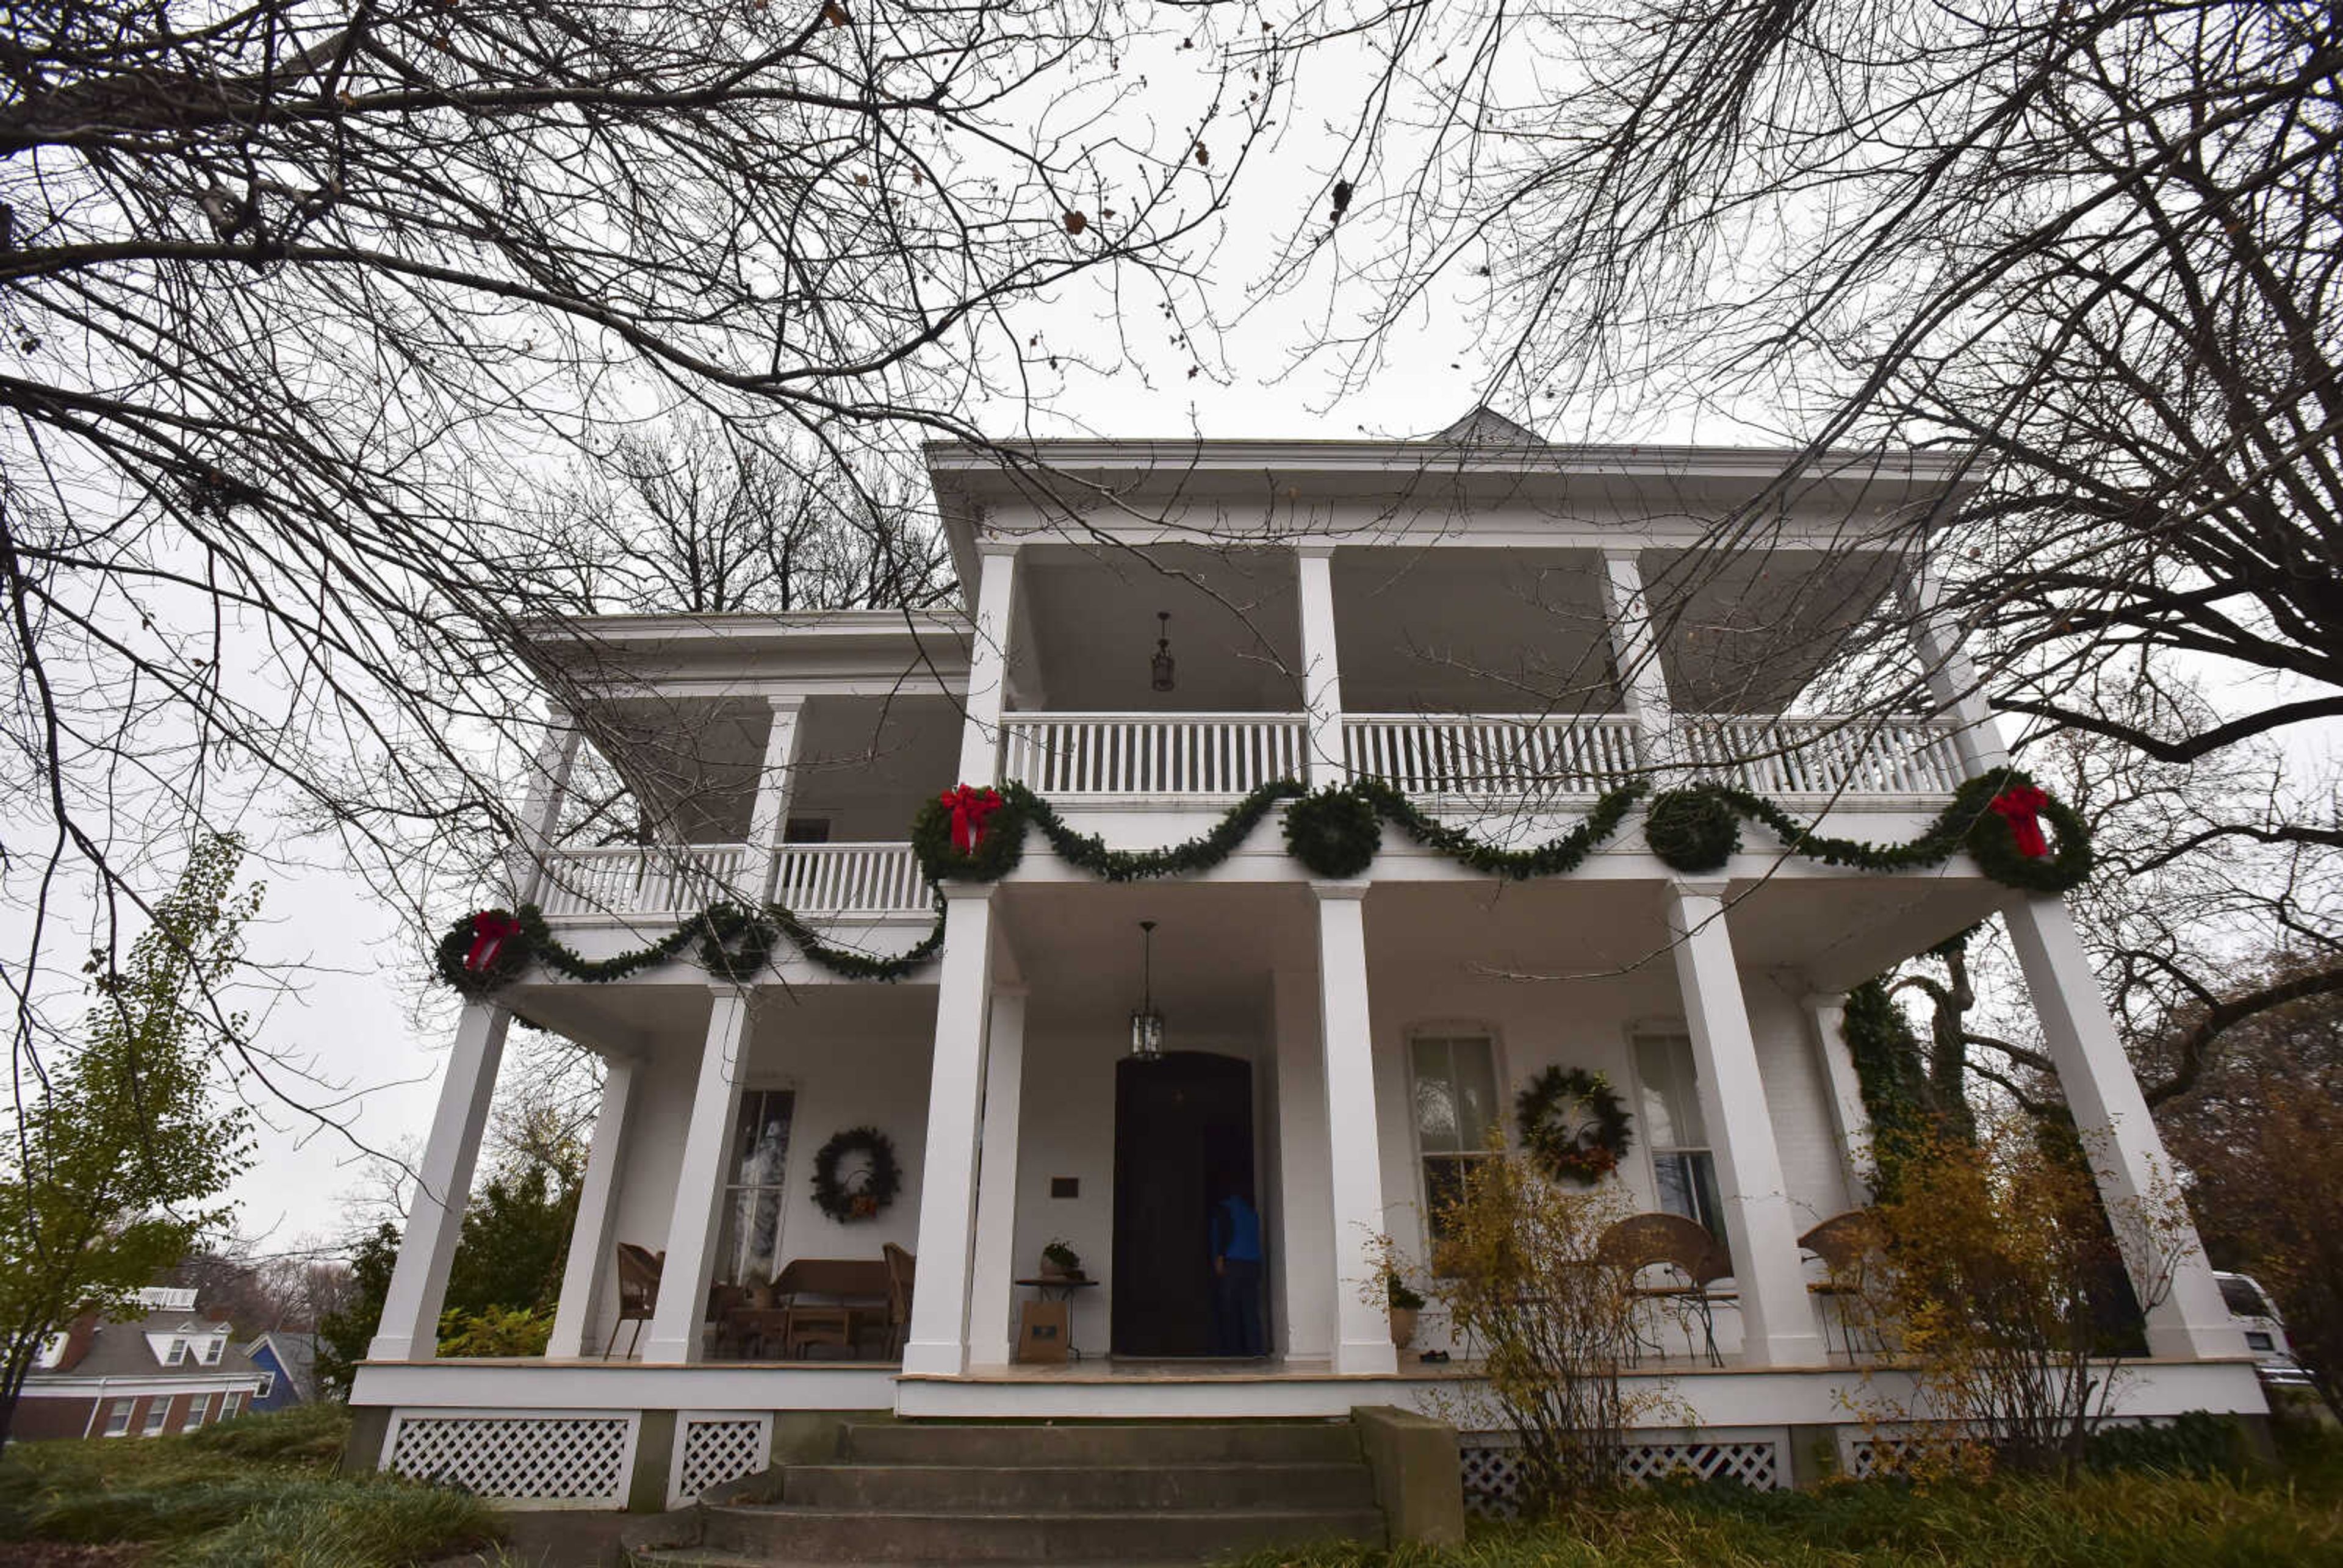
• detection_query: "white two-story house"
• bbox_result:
[346,414,2259,1512]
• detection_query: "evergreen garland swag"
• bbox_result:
[812,1126,903,1222]
[433,899,944,996]
[1693,768,2093,894]
[1516,1066,1634,1185]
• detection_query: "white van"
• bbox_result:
[2215,1271,2314,1387]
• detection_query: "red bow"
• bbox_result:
[940,785,1004,854]
[465,911,525,973]
[1988,785,2051,858]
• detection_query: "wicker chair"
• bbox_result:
[605,1243,663,1361]
[881,1243,916,1361]
[1799,1209,1884,1360]
[1595,1212,1735,1365]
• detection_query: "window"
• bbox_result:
[183,1394,214,1431]
[255,1372,275,1399]
[201,1337,223,1365]
[163,1337,187,1366]
[142,1398,169,1436]
[782,818,832,844]
[714,1088,797,1287]
[1409,1032,1501,1239]
[220,1392,243,1419]
[103,1399,134,1437]
[1633,1028,1725,1248]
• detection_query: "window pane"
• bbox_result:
[1411,1038,1460,1151]
[1452,1039,1500,1150]
[720,1088,794,1286]
[105,1400,132,1435]
[1652,1151,1727,1257]
[1634,1031,1707,1149]
[1423,1155,1473,1240]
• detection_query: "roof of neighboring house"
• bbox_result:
[243,1332,317,1400]
[38,1308,265,1384]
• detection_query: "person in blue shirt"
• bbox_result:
[1209,1176,1265,1358]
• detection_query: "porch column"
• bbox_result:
[1272,967,1334,1360]
[1296,545,1345,787]
[958,540,1021,785]
[642,987,756,1364]
[506,708,582,905]
[1804,991,1873,1203]
[546,1056,639,1358]
[967,984,1029,1368]
[1665,883,1826,1366]
[1601,548,1673,769]
[2003,894,2243,1359]
[903,882,998,1376]
[368,1001,511,1361]
[1313,881,1398,1376]
[749,697,807,903]
[1902,567,2010,775]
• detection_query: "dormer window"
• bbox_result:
[164,1338,187,1366]
[201,1337,224,1365]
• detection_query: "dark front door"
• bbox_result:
[1112,1051,1256,1358]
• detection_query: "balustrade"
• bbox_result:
[998,713,1308,797]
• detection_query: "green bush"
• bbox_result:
[436,1302,556,1357]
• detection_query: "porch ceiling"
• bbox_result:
[1015,544,1304,713]
[996,881,1312,1029]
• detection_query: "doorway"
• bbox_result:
[1111,1051,1258,1358]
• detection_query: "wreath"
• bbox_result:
[1516,1066,1634,1186]
[812,1126,903,1222]
[697,902,779,983]
[1644,785,1743,874]
[1283,784,1381,877]
[435,909,531,996]
[1957,771,2094,894]
[912,785,1027,883]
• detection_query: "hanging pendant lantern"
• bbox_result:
[1150,611,1176,692]
[1129,919,1165,1058]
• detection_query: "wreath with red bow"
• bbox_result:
[434,908,531,996]
[912,783,1026,882]
[1962,771,2092,893]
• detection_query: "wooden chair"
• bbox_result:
[605,1243,663,1361]
[772,1258,890,1359]
[1799,1210,1883,1360]
[1596,1212,1735,1365]
[880,1243,916,1360]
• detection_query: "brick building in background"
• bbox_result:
[12,1286,269,1442]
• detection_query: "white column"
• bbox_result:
[1296,545,1345,788]
[902,883,998,1376]
[1903,567,2010,774]
[1665,883,1826,1366]
[967,984,1029,1368]
[747,697,807,902]
[1803,991,1873,1204]
[545,1056,639,1358]
[1273,967,1334,1361]
[506,710,583,906]
[2003,894,2244,1360]
[369,1002,511,1361]
[642,988,755,1364]
[1313,881,1398,1376]
[1602,549,1673,769]
[957,541,1021,785]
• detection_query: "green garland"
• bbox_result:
[1516,1065,1635,1185]
[1015,779,1307,880]
[434,899,944,994]
[1699,768,2092,893]
[1349,777,1646,879]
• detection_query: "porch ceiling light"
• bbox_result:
[1129,919,1165,1058]
[1150,611,1176,692]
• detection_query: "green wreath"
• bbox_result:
[1283,783,1381,877]
[696,902,779,983]
[911,787,1027,882]
[1644,785,1743,874]
[1516,1066,1634,1186]
[1957,772,2095,894]
[434,910,531,997]
[812,1126,903,1223]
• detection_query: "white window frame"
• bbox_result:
[103,1398,134,1437]
[1623,1018,1726,1245]
[183,1392,214,1431]
[1403,1023,1509,1246]
[220,1391,243,1419]
[716,1079,801,1289]
[201,1336,224,1365]
[255,1372,275,1399]
[141,1398,169,1436]
[163,1337,187,1366]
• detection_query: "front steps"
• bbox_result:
[627,1419,1387,1565]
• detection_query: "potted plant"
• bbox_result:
[1386,1272,1426,1349]
[1040,1239,1082,1279]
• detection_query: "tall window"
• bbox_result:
[715,1088,797,1286]
[221,1392,243,1419]
[163,1337,187,1365]
[141,1398,169,1436]
[1633,1028,1724,1248]
[201,1336,224,1365]
[103,1399,133,1436]
[1409,1032,1500,1239]
[183,1393,214,1431]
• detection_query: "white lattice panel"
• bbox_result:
[385,1411,636,1506]
[671,1412,773,1506]
[1459,1432,1780,1517]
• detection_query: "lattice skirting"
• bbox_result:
[383,1409,639,1508]
[1459,1431,1783,1517]
[670,1411,775,1507]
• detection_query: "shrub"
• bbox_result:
[436,1303,556,1358]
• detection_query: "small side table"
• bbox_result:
[1013,1276,1100,1361]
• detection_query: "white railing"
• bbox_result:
[999,713,1309,797]
[772,843,936,916]
[536,843,757,919]
[1344,714,1647,797]
[1677,715,1966,799]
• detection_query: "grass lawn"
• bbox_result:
[0,1403,501,1567]
[1236,1431,2343,1568]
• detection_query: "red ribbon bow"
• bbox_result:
[940,785,1004,854]
[1988,785,2051,858]
[465,911,525,973]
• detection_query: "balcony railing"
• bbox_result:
[1677,715,1967,799]
[999,713,1309,797]
[537,842,934,921]
[1343,713,1646,797]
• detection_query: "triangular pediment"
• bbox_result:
[1434,405,1546,446]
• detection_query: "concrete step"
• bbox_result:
[698,1502,1387,1563]
[780,1460,1377,1512]
[837,1419,1361,1467]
